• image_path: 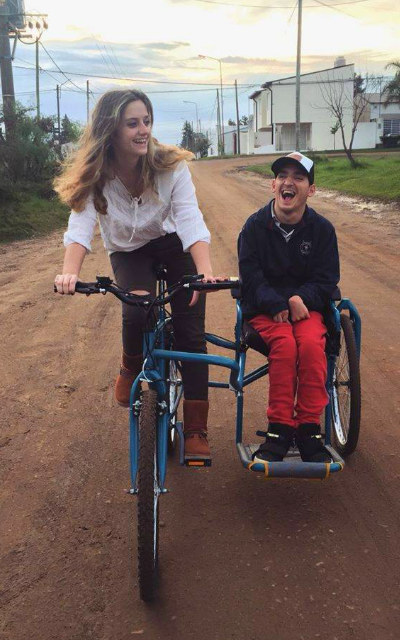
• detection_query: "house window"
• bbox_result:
[383,119,400,135]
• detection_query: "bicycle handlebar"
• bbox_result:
[54,276,241,306]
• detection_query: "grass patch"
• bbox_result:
[244,153,400,202]
[0,185,69,244]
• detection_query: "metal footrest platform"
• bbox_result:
[237,443,344,479]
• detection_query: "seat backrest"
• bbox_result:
[242,320,270,357]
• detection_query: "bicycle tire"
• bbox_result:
[137,388,159,601]
[331,314,361,457]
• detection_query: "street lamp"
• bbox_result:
[198,54,225,154]
[183,100,199,134]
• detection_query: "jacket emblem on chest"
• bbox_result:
[300,240,312,256]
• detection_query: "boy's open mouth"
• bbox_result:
[281,189,295,202]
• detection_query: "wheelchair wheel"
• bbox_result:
[331,314,361,457]
[167,359,183,455]
[137,389,160,601]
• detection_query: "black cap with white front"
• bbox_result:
[271,152,314,185]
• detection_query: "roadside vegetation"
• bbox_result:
[245,153,400,203]
[0,103,81,243]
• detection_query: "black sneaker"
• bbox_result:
[252,423,296,463]
[296,423,331,463]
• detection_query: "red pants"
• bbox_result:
[249,311,328,428]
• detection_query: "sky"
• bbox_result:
[10,0,400,144]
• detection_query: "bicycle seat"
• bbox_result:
[155,264,168,280]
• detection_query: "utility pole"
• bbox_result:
[0,7,16,137]
[216,88,222,156]
[235,79,240,155]
[56,84,60,135]
[14,12,48,122]
[295,0,303,151]
[86,80,90,123]
[35,37,40,118]
[219,61,225,155]
[198,54,225,154]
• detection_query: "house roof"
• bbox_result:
[365,91,397,104]
[260,63,354,89]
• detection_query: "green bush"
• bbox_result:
[0,104,59,186]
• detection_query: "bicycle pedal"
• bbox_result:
[185,458,212,468]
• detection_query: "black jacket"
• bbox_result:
[238,201,340,318]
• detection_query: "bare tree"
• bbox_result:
[317,71,377,167]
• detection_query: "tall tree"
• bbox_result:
[194,132,211,158]
[383,61,400,105]
[180,120,195,152]
[60,114,82,144]
[353,73,365,97]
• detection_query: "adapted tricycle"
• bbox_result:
[70,268,361,601]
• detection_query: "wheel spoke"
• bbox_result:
[137,389,159,601]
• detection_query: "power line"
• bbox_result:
[288,0,299,22]
[193,0,367,7]
[14,55,62,83]
[12,66,257,94]
[105,42,125,78]
[192,0,367,7]
[12,64,256,88]
[39,42,86,93]
[312,0,356,15]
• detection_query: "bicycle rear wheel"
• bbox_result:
[137,389,160,601]
[331,314,361,457]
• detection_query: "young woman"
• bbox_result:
[54,89,216,463]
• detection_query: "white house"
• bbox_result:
[246,63,377,154]
[249,64,352,153]
[207,62,400,156]
[222,125,249,155]
[359,91,400,147]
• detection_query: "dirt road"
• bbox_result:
[1,158,399,640]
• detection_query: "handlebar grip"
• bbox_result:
[53,281,98,294]
[190,280,240,291]
[75,281,99,294]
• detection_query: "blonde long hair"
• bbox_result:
[54,89,194,215]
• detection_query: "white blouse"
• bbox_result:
[63,161,210,254]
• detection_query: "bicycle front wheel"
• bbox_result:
[137,389,160,601]
[331,314,361,457]
[167,359,183,455]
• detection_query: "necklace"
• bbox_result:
[116,173,143,199]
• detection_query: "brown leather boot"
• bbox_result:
[114,353,143,407]
[183,399,211,467]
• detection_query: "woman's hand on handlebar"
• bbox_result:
[189,274,227,307]
[54,273,79,295]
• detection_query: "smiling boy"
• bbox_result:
[238,152,340,463]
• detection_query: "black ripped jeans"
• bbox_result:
[110,233,208,400]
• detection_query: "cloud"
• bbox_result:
[221,56,277,65]
[29,38,193,80]
[138,41,190,50]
